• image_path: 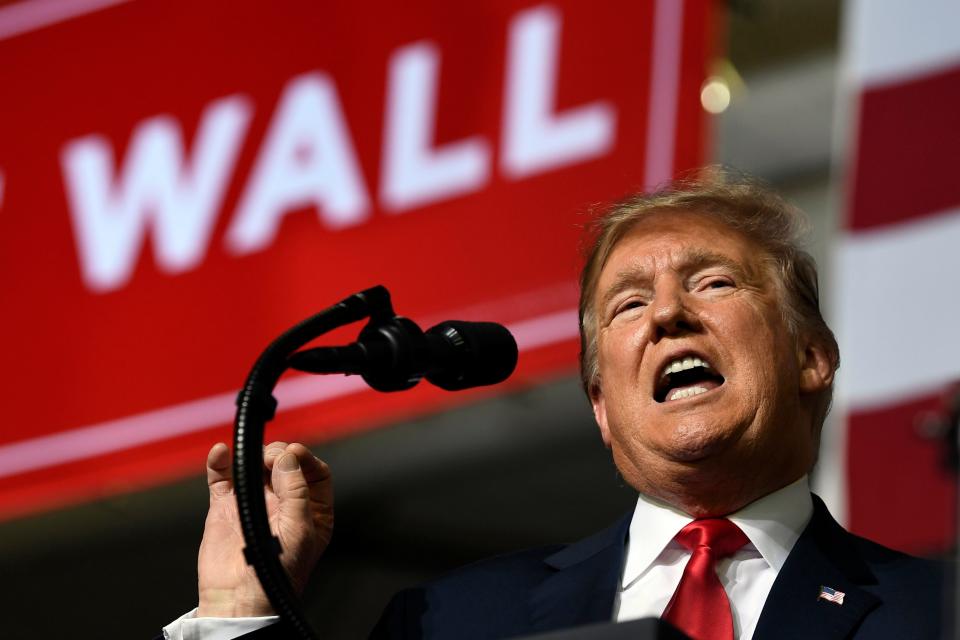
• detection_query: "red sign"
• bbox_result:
[0,0,712,519]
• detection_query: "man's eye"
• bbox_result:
[615,300,645,315]
[702,278,733,290]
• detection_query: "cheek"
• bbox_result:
[618,319,653,354]
[598,325,645,377]
[709,308,788,395]
[740,331,799,415]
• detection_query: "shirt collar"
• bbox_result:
[621,475,813,588]
[728,475,813,572]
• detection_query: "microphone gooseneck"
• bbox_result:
[232,285,518,640]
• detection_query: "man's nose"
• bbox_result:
[648,284,701,342]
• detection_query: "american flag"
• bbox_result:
[814,0,960,556]
[818,586,845,606]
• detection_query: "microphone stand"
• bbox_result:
[231,285,403,640]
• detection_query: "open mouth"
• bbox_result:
[654,355,725,403]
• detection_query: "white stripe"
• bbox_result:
[844,0,960,88]
[0,309,580,478]
[509,309,580,351]
[0,0,133,41]
[0,375,369,479]
[833,206,960,410]
[643,0,684,191]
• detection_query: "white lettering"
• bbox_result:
[227,73,370,254]
[501,5,616,178]
[381,42,490,212]
[61,96,252,292]
[61,6,617,292]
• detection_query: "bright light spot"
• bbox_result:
[700,76,731,114]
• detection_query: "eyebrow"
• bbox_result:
[597,248,749,313]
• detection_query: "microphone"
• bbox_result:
[423,320,518,391]
[287,317,518,392]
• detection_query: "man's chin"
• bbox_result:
[656,422,743,464]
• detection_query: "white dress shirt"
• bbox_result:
[166,476,813,639]
[163,608,277,640]
[613,475,814,639]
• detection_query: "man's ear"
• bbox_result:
[798,337,835,394]
[590,384,612,448]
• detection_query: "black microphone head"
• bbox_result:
[424,321,518,391]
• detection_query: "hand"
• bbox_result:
[197,441,334,617]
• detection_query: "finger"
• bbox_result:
[272,443,327,507]
[291,444,333,507]
[263,441,290,469]
[206,442,233,497]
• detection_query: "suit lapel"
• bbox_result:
[753,496,880,640]
[527,514,631,633]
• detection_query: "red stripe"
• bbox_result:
[845,390,956,554]
[847,64,960,231]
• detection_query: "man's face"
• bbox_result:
[589,211,827,513]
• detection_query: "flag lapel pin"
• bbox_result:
[818,585,845,605]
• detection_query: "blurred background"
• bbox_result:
[0,0,958,637]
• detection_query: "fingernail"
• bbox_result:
[278,453,299,472]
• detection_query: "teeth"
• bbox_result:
[669,386,709,401]
[661,357,711,378]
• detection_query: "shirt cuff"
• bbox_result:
[163,607,279,640]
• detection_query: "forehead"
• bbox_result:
[598,211,764,283]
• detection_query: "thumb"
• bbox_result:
[206,442,233,499]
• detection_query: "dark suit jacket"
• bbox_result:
[231,495,947,639]
[368,496,946,639]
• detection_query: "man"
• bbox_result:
[163,173,944,639]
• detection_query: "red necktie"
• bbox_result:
[661,519,750,640]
